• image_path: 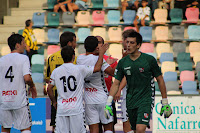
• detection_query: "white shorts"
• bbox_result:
[0,105,32,130]
[56,112,86,133]
[121,99,129,122]
[85,103,113,125]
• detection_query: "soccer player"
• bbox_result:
[47,44,108,133]
[44,31,77,133]
[0,33,37,133]
[105,32,172,133]
[76,36,115,133]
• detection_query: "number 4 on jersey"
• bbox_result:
[5,66,14,82]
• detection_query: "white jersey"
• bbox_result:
[122,86,127,100]
[77,54,110,104]
[0,53,31,110]
[50,63,94,116]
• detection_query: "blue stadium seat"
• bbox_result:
[186,25,200,41]
[31,64,44,73]
[46,28,60,44]
[77,28,91,43]
[178,61,193,72]
[105,0,119,9]
[182,81,199,94]
[31,54,44,65]
[177,52,191,63]
[105,10,120,26]
[32,73,44,83]
[163,71,177,82]
[47,12,60,27]
[159,53,174,64]
[122,10,136,25]
[91,0,103,8]
[63,28,75,33]
[32,12,45,28]
[18,29,23,35]
[169,8,183,24]
[139,26,152,42]
[62,12,75,26]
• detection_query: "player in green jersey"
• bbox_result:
[104,32,172,133]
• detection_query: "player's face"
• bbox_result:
[18,39,26,54]
[95,36,104,55]
[71,37,77,49]
[126,37,140,54]
[122,37,127,50]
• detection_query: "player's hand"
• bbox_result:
[99,43,109,55]
[160,99,172,118]
[104,104,113,119]
[122,49,128,58]
[114,90,121,102]
[106,55,118,65]
[29,86,37,99]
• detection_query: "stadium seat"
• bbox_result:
[193,53,200,66]
[32,12,45,28]
[186,25,200,41]
[169,8,183,24]
[185,7,199,23]
[32,73,44,83]
[63,28,75,33]
[189,42,200,57]
[37,46,45,55]
[139,26,152,42]
[180,70,195,85]
[108,27,122,42]
[159,52,174,64]
[47,45,60,56]
[155,26,168,41]
[198,71,200,82]
[18,29,23,35]
[140,43,154,53]
[47,0,57,9]
[156,43,171,58]
[33,29,45,43]
[171,25,184,40]
[92,10,105,26]
[154,9,168,23]
[161,61,176,74]
[122,10,136,25]
[106,10,120,26]
[77,28,91,43]
[35,83,44,97]
[31,64,44,73]
[46,28,60,44]
[123,27,137,31]
[0,45,10,56]
[31,54,44,65]
[47,12,60,27]
[176,52,191,63]
[62,12,75,26]
[182,81,198,94]
[91,0,104,8]
[105,0,119,9]
[165,81,179,92]
[196,61,200,73]
[109,43,122,59]
[77,44,86,55]
[146,53,157,59]
[76,11,90,25]
[172,43,186,57]
[167,90,181,95]
[92,27,106,40]
[178,61,193,72]
[163,71,177,82]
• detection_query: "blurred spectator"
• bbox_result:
[121,0,141,14]
[22,19,38,65]
[67,0,88,12]
[54,0,69,12]
[158,0,172,19]
[186,0,199,8]
[133,0,150,32]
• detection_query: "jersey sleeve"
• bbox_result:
[114,60,124,81]
[101,59,110,71]
[49,70,56,86]
[22,56,31,76]
[80,65,94,78]
[150,56,162,78]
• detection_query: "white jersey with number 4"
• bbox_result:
[0,53,31,110]
[50,63,94,116]
[77,54,110,104]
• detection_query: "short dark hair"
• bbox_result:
[7,33,24,51]
[95,36,104,44]
[84,36,98,52]
[127,32,143,45]
[122,29,137,39]
[60,31,76,48]
[25,19,32,27]
[61,46,75,63]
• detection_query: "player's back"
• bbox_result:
[0,53,30,110]
[51,63,93,116]
[77,54,110,104]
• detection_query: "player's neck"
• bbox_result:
[86,52,93,55]
[11,50,21,54]
[129,51,141,61]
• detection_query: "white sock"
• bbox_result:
[127,131,134,133]
[104,130,113,133]
[21,130,31,133]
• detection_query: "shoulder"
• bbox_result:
[141,53,156,62]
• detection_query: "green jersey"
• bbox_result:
[115,53,161,109]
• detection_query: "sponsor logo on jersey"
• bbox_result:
[126,70,131,75]
[144,113,149,118]
[139,68,144,72]
[142,119,149,122]
[124,66,131,70]
[62,97,77,103]
[2,90,17,96]
[114,69,118,76]
[85,88,97,92]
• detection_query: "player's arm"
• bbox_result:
[24,74,37,98]
[104,66,115,77]
[47,84,57,109]
[114,76,126,101]
[156,75,167,99]
[93,43,109,72]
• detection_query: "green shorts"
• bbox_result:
[127,104,152,130]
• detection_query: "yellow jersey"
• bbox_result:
[22,28,38,50]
